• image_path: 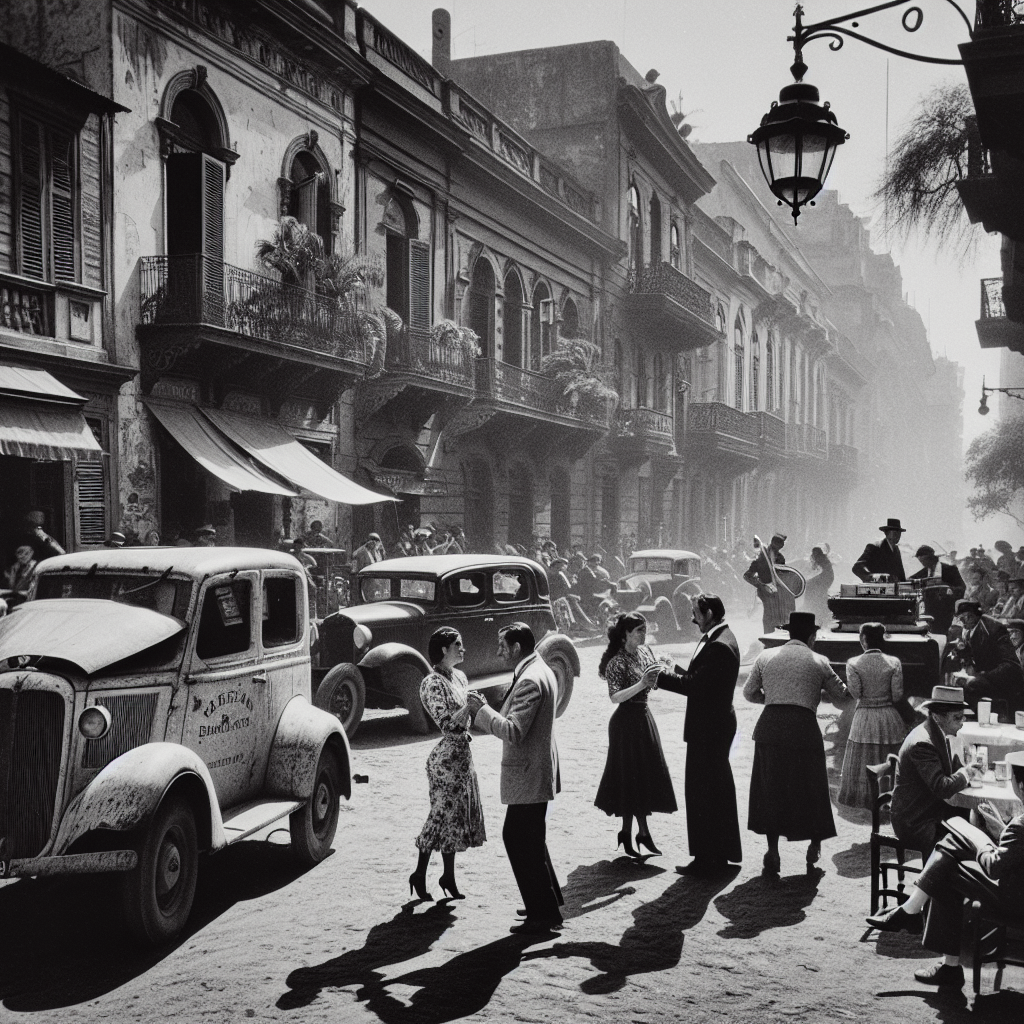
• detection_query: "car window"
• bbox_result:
[446,572,486,607]
[360,577,393,602]
[263,575,300,648]
[492,569,529,604]
[681,559,700,576]
[196,580,252,660]
[399,579,436,602]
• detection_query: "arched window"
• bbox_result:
[751,330,760,411]
[561,296,579,340]
[288,151,331,251]
[530,281,553,370]
[649,193,662,266]
[626,184,642,278]
[733,316,745,411]
[468,257,495,358]
[383,195,429,339]
[503,267,524,366]
[669,221,681,269]
[766,334,776,412]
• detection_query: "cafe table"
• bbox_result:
[949,776,1024,815]
[959,721,1024,765]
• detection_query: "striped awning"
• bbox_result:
[0,366,101,460]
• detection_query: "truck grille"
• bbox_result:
[82,692,159,769]
[0,690,65,859]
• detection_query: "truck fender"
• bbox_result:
[357,642,432,678]
[52,742,224,855]
[265,694,351,802]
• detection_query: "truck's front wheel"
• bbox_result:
[290,746,341,867]
[119,797,198,944]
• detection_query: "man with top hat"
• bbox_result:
[889,684,981,862]
[853,517,908,582]
[742,531,796,634]
[910,545,966,635]
[952,599,1024,713]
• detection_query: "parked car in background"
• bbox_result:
[0,549,349,944]
[313,555,580,737]
[614,549,704,639]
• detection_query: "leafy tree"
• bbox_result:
[965,414,1024,527]
[541,338,619,419]
[872,82,981,256]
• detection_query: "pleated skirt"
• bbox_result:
[595,702,678,817]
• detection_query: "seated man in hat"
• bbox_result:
[352,532,385,570]
[575,553,612,619]
[1008,619,1024,675]
[194,524,217,547]
[889,685,981,863]
[867,753,1024,989]
[852,518,907,582]
[910,545,966,635]
[546,556,590,632]
[995,576,1024,621]
[742,531,795,634]
[953,599,1024,712]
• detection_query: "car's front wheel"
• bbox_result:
[119,797,198,945]
[538,635,575,718]
[314,663,366,739]
[290,746,341,867]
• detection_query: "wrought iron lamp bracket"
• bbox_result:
[788,1,969,74]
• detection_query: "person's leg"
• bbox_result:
[409,847,432,899]
[504,802,560,922]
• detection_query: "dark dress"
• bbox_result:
[595,645,678,817]
[656,625,743,864]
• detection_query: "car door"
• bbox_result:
[489,565,543,659]
[259,570,308,747]
[441,569,491,675]
[181,572,271,808]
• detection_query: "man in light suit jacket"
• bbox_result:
[468,622,563,935]
[650,592,742,875]
[852,517,908,582]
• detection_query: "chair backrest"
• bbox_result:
[866,753,899,833]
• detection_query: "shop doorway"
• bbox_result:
[231,491,274,547]
[157,426,208,544]
[0,455,66,565]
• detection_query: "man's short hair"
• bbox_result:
[694,592,725,622]
[915,544,937,559]
[498,621,535,656]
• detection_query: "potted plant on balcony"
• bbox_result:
[428,320,480,368]
[541,337,618,422]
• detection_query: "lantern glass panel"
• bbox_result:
[766,131,799,185]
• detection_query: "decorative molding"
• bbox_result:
[355,380,407,422]
[443,407,496,447]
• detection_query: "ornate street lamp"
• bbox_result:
[750,2,971,224]
[978,377,1024,414]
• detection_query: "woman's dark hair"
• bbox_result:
[860,621,886,649]
[429,626,461,665]
[694,592,725,623]
[599,612,646,677]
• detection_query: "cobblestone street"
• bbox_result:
[0,614,1021,1023]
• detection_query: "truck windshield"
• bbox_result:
[34,572,193,619]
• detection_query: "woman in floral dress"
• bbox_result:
[595,612,677,857]
[410,627,486,900]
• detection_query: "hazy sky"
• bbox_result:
[359,0,1003,447]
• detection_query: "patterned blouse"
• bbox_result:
[605,644,659,705]
[420,666,472,735]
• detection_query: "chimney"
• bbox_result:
[432,8,451,77]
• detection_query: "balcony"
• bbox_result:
[976,276,1024,354]
[609,405,675,462]
[757,411,787,459]
[138,255,373,410]
[829,442,859,476]
[686,401,760,465]
[624,262,724,352]
[785,422,828,460]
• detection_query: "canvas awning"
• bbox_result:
[146,401,297,496]
[0,365,102,460]
[202,408,395,505]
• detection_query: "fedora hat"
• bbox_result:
[196,524,216,535]
[921,684,973,713]
[781,611,819,633]
[878,518,907,533]
[955,598,982,616]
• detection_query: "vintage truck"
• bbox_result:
[0,548,349,944]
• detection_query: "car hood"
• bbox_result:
[619,571,672,587]
[338,602,427,625]
[0,599,185,674]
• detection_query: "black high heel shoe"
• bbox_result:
[438,873,465,899]
[616,829,640,858]
[635,831,661,856]
[408,871,433,900]
[806,840,821,867]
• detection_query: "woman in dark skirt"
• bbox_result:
[742,611,848,873]
[595,612,677,856]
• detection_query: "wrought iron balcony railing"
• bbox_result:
[385,325,475,386]
[139,255,373,363]
[757,411,787,454]
[981,277,1006,319]
[688,401,760,442]
[616,405,674,437]
[627,261,716,327]
[474,357,609,426]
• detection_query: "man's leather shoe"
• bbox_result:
[509,916,562,935]
[866,904,923,934]
[913,962,965,987]
[675,859,730,877]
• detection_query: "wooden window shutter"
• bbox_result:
[74,458,107,546]
[200,153,226,324]
[17,116,46,280]
[408,239,431,334]
[50,126,78,282]
[293,175,318,234]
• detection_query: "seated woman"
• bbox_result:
[4,545,38,604]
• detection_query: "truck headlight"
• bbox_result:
[353,624,372,651]
[78,704,112,740]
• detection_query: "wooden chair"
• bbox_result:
[867,753,922,914]
[966,900,1024,995]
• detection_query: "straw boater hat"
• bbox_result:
[879,518,907,533]
[920,685,973,714]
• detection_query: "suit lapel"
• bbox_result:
[499,653,537,712]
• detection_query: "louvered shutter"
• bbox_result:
[200,153,225,324]
[408,239,430,335]
[17,116,46,280]
[293,175,317,233]
[50,127,78,281]
[75,459,107,546]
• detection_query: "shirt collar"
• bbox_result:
[512,652,538,683]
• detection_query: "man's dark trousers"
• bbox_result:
[503,802,563,920]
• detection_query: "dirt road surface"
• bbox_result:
[1,613,1021,1023]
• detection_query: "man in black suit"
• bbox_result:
[852,517,908,582]
[954,599,1024,712]
[647,593,742,875]
[910,545,966,635]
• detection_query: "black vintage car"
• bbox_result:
[314,555,579,737]
[614,549,704,639]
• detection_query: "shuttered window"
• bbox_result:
[75,418,108,546]
[408,239,430,334]
[15,113,80,283]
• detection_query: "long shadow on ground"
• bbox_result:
[713,867,824,939]
[876,986,1024,1022]
[0,840,311,1011]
